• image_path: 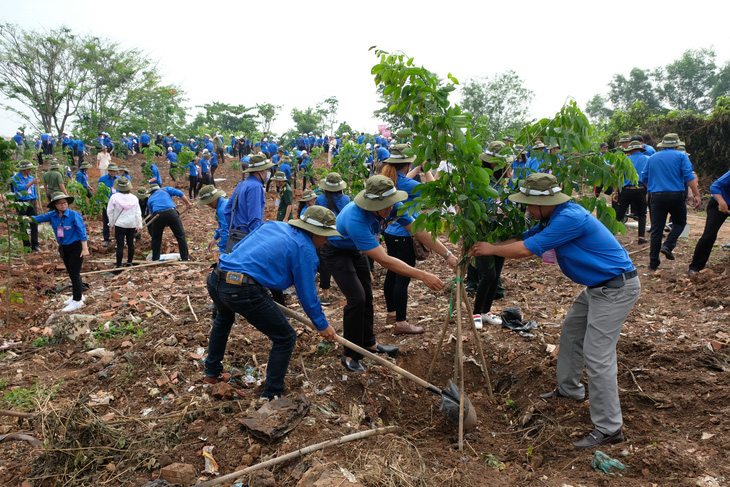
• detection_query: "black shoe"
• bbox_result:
[102,241,110,247]
[688,269,698,277]
[660,247,675,260]
[368,344,399,357]
[341,356,366,373]
[180,257,191,262]
[32,245,41,252]
[573,428,626,450]
[637,238,647,244]
[539,388,573,400]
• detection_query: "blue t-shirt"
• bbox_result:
[224,176,266,232]
[98,174,118,190]
[315,193,350,214]
[33,208,87,245]
[219,221,329,330]
[376,147,390,162]
[639,148,695,193]
[329,201,414,252]
[186,161,198,176]
[279,162,292,180]
[624,152,648,186]
[166,152,178,164]
[12,173,38,201]
[522,201,635,287]
[147,187,183,213]
[710,170,730,205]
[76,170,89,188]
[385,172,421,237]
[149,164,162,184]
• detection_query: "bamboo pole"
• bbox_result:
[426,307,453,381]
[455,265,465,453]
[78,259,180,277]
[461,285,493,397]
[194,426,398,487]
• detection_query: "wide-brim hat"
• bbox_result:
[319,172,347,192]
[17,160,35,170]
[48,161,61,169]
[618,134,632,143]
[289,205,341,238]
[79,161,92,169]
[47,191,74,209]
[113,177,133,192]
[197,185,226,205]
[657,133,683,148]
[480,141,515,164]
[383,144,416,164]
[271,171,289,182]
[299,189,317,202]
[677,145,691,156]
[530,142,546,150]
[148,184,161,192]
[135,187,149,200]
[503,134,515,142]
[243,154,274,173]
[354,175,408,211]
[508,173,571,206]
[107,163,119,172]
[623,141,646,153]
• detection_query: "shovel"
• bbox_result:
[276,303,477,429]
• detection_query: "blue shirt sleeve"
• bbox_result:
[244,182,265,232]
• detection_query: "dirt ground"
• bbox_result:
[0,152,729,486]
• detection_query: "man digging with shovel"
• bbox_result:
[469,173,641,450]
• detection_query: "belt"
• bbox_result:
[590,269,638,289]
[623,185,645,189]
[213,265,258,286]
[154,208,177,215]
[652,191,683,195]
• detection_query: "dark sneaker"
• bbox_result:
[539,388,581,401]
[368,344,399,357]
[637,238,647,244]
[660,247,675,260]
[102,241,110,247]
[573,428,626,450]
[341,357,366,373]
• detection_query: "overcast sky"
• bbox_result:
[2,0,730,138]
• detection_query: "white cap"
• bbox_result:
[167,147,172,151]
[366,143,371,150]
[302,151,308,155]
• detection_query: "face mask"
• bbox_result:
[261,171,271,184]
[525,210,536,224]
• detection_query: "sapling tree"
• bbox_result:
[330,141,370,196]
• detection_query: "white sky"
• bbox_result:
[2,0,730,138]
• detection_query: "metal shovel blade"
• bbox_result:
[440,380,477,429]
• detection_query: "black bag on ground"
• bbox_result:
[500,307,538,332]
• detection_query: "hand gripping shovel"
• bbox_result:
[276,303,477,429]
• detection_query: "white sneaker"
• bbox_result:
[64,295,85,305]
[62,300,84,312]
[482,312,502,325]
[472,314,483,330]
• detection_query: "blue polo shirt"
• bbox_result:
[149,164,162,184]
[140,134,151,144]
[186,161,198,176]
[376,147,390,162]
[12,172,38,201]
[210,153,218,166]
[33,208,87,245]
[147,187,183,213]
[522,201,635,287]
[76,170,89,188]
[639,148,695,192]
[329,201,414,252]
[279,162,292,180]
[315,193,350,214]
[385,172,421,237]
[75,139,85,152]
[224,175,266,232]
[643,144,656,156]
[13,134,23,147]
[298,156,311,170]
[624,152,648,186]
[212,196,230,252]
[200,158,210,173]
[710,170,730,205]
[166,152,178,164]
[219,221,329,330]
[98,174,118,191]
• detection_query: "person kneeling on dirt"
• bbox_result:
[204,206,339,400]
[147,184,192,261]
[469,173,641,450]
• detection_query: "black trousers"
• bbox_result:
[317,247,332,290]
[114,226,136,266]
[61,241,84,301]
[319,242,375,361]
[150,209,189,261]
[198,173,210,192]
[473,255,505,315]
[102,209,111,242]
[649,191,686,270]
[615,186,647,238]
[18,203,39,248]
[189,175,198,198]
[77,151,84,167]
[383,234,415,321]
[690,198,729,272]
[210,164,217,186]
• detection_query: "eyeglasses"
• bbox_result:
[55,200,69,206]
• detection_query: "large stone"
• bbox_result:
[159,463,196,486]
[297,464,365,487]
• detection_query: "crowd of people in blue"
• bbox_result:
[8,126,730,451]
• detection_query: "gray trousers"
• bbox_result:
[556,277,641,434]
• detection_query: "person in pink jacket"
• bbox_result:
[107,177,143,270]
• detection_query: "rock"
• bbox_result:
[120,341,133,349]
[211,381,238,400]
[160,463,196,487]
[155,347,178,365]
[704,296,723,307]
[297,464,365,487]
[240,454,253,467]
[217,425,229,438]
[249,469,276,487]
[188,352,203,361]
[193,332,207,344]
[248,443,261,459]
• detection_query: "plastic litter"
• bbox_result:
[591,450,628,476]
[146,253,180,261]
[202,445,219,475]
[500,307,538,332]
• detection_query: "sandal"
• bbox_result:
[393,323,424,335]
[203,372,231,384]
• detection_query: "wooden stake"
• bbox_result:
[426,308,453,381]
[186,295,198,322]
[461,285,493,397]
[194,426,398,487]
[78,259,179,277]
[455,265,465,453]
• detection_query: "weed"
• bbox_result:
[0,378,62,411]
[32,336,49,347]
[93,321,145,341]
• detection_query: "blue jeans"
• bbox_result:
[205,271,296,399]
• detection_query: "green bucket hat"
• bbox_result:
[623,140,646,153]
[677,145,690,156]
[383,144,416,164]
[17,160,35,170]
[479,141,512,164]
[119,166,129,173]
[299,189,317,202]
[395,128,413,139]
[48,160,61,170]
[502,134,515,142]
[657,133,683,148]
[148,183,161,192]
[319,172,347,192]
[135,187,149,200]
[113,176,133,193]
[107,163,119,172]
[514,144,527,155]
[354,175,408,211]
[281,156,292,163]
[289,205,342,238]
[243,154,274,173]
[508,173,571,206]
[197,185,226,205]
[618,134,632,143]
[271,171,289,182]
[531,142,546,150]
[79,161,93,170]
[47,191,74,209]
